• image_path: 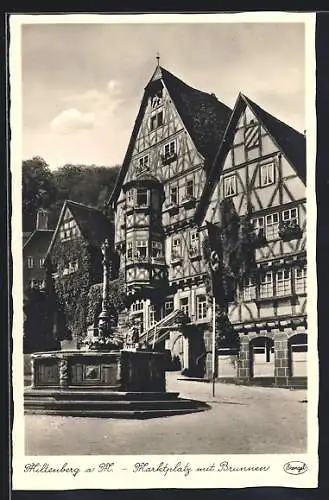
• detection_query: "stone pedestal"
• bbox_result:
[237,335,251,383]
[274,332,290,387]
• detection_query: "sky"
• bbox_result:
[21,21,306,170]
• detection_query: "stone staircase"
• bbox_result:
[24,388,209,419]
[139,309,187,347]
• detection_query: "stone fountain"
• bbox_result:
[24,240,208,418]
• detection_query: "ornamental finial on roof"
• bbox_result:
[156,52,160,67]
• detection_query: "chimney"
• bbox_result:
[36,208,49,230]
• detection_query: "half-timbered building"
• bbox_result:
[108,63,307,385]
[195,94,307,386]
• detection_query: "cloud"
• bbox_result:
[107,79,122,96]
[59,80,124,129]
[50,108,95,134]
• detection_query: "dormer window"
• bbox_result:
[150,110,163,131]
[136,188,148,207]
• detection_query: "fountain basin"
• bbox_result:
[24,349,209,418]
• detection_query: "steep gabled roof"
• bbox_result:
[159,67,232,162]
[23,229,54,253]
[107,66,231,206]
[195,93,306,225]
[46,200,112,258]
[243,95,306,184]
[67,201,112,246]
[23,232,32,245]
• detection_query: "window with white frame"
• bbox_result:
[63,260,78,276]
[127,189,134,206]
[150,110,163,130]
[164,299,174,314]
[196,295,208,320]
[265,213,279,240]
[136,188,148,207]
[39,257,45,268]
[60,219,78,241]
[243,276,257,301]
[170,185,178,205]
[136,240,148,259]
[295,266,307,294]
[224,175,237,197]
[190,231,200,255]
[29,279,43,289]
[172,236,181,250]
[126,241,133,259]
[276,269,291,296]
[131,300,144,313]
[138,155,149,171]
[151,88,163,108]
[260,162,275,186]
[149,305,156,326]
[27,256,34,269]
[180,297,189,317]
[260,272,273,298]
[164,140,176,157]
[185,179,194,198]
[252,216,265,238]
[282,207,298,224]
[151,241,163,258]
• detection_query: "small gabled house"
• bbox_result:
[45,200,117,347]
[23,208,54,290]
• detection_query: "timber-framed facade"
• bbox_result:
[107,63,307,386]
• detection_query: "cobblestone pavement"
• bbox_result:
[25,373,307,455]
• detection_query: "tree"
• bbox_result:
[22,156,57,231]
[22,160,120,231]
[203,199,257,351]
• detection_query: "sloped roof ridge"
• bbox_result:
[242,94,306,183]
[108,65,232,206]
[66,199,105,213]
[242,94,305,138]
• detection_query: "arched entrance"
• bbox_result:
[288,333,307,377]
[249,336,274,379]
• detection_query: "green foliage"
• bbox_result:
[86,279,126,326]
[215,311,240,350]
[22,156,58,231]
[22,159,120,231]
[203,198,257,306]
[23,287,60,353]
[51,237,95,343]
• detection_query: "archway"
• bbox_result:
[288,333,307,378]
[249,336,274,379]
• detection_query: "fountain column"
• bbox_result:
[98,238,112,338]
